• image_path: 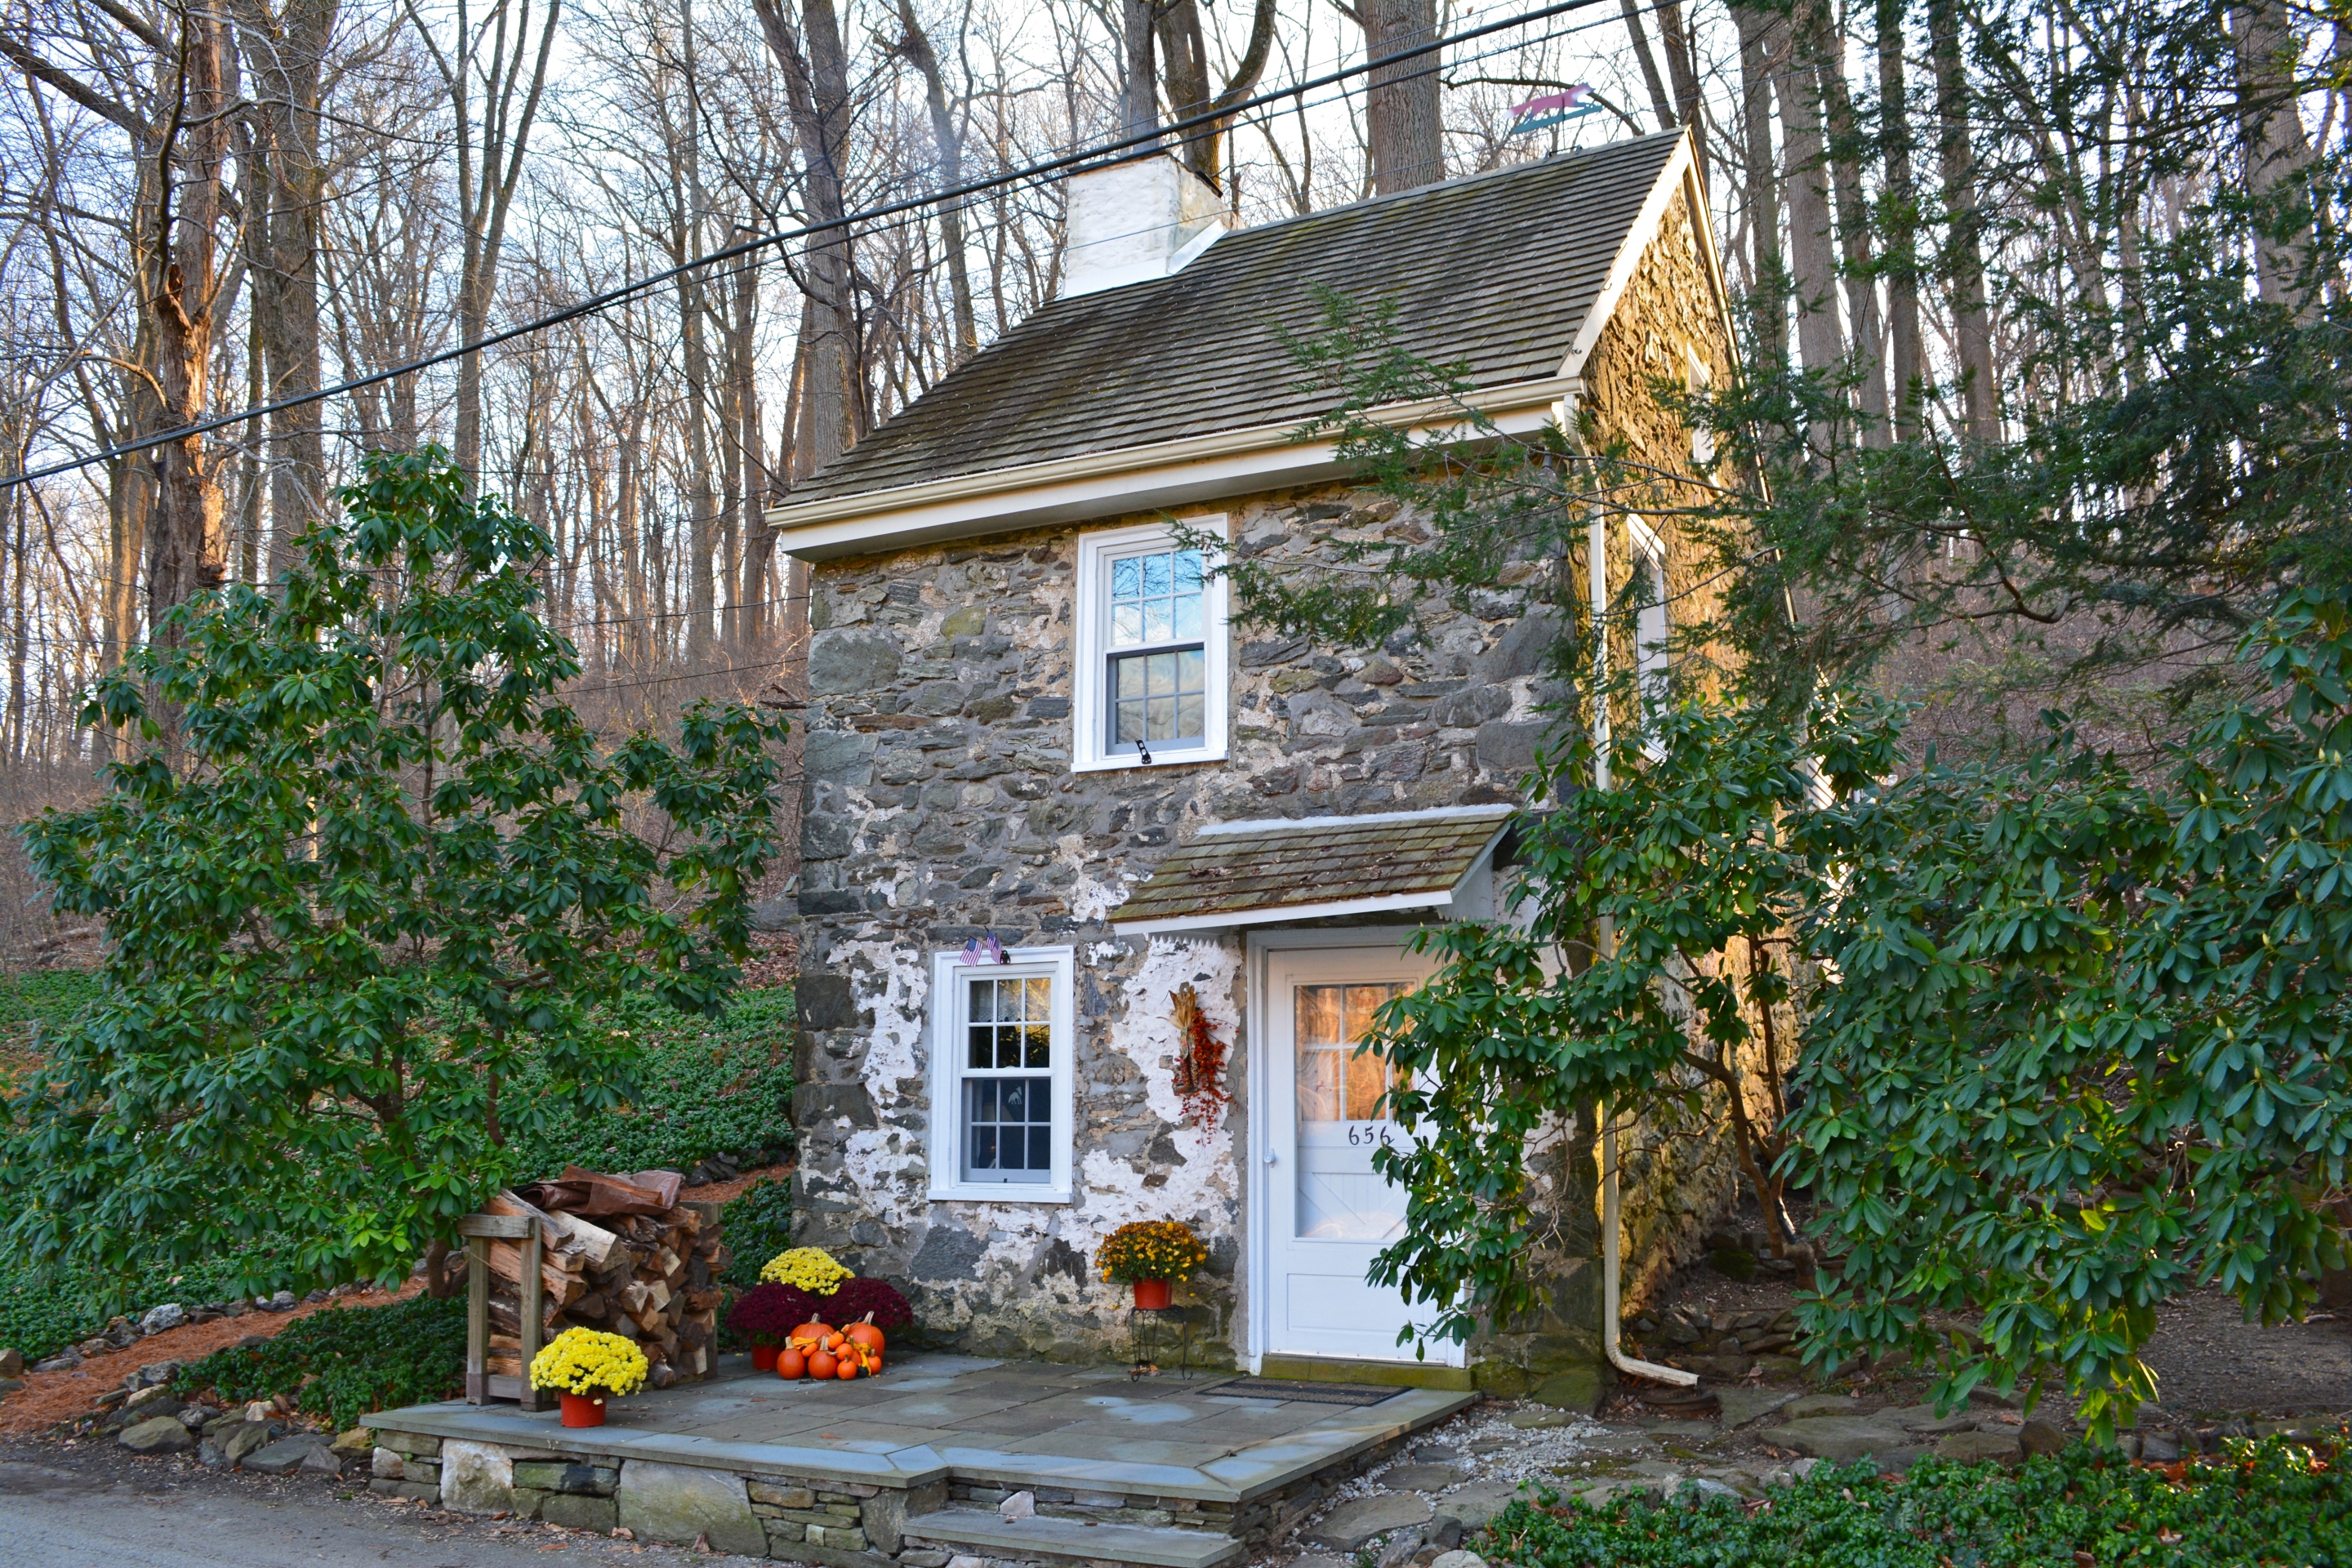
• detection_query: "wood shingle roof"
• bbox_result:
[787,132,1685,508]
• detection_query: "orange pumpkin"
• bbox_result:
[835,1354,861,1379]
[844,1321,885,1356]
[807,1349,840,1379]
[786,1321,835,1354]
[776,1348,807,1380]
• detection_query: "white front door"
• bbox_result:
[1254,939,1460,1366]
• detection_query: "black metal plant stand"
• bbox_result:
[1127,1305,1199,1379]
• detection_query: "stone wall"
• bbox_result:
[791,180,1746,1372]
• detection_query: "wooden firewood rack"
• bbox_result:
[461,1210,552,1411]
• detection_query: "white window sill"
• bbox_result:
[1071,746,1228,774]
[927,1183,1074,1205]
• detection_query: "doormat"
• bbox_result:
[1209,1378,1404,1405]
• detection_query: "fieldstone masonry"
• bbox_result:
[791,182,1743,1377]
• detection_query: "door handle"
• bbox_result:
[1264,1152,1278,1165]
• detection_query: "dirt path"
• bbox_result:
[0,1284,418,1438]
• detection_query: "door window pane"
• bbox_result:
[1294,982,1414,1241]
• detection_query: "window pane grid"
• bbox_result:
[1109,548,1205,650]
[1111,646,1205,746]
[959,971,1056,1185]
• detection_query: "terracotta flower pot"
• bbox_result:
[751,1343,779,1372]
[1131,1278,1173,1310]
[559,1392,608,1428]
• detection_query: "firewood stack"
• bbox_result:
[477,1172,729,1390]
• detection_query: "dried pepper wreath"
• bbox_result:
[1169,982,1228,1129]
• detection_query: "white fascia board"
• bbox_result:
[1193,803,1516,838]
[768,381,1572,564]
[1112,889,1455,938]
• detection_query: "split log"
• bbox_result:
[486,1240,586,1306]
[488,1188,621,1268]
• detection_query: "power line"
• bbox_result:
[0,0,1622,495]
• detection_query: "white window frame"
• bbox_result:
[1628,515,1671,757]
[926,945,1076,1204]
[1686,345,1716,467]
[1071,517,1230,773]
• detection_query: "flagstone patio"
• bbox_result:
[363,1352,1474,1566]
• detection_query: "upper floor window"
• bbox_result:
[1072,519,1229,772]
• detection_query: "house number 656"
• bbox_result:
[1346,1124,1396,1147]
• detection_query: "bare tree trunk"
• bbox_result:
[147,5,230,629]
[728,233,772,644]
[2233,0,2318,310]
[1926,0,1996,438]
[1120,0,1158,145]
[418,0,563,484]
[1733,2,1787,365]
[1356,0,1443,194]
[754,0,859,466]
[1152,0,1276,186]
[241,0,336,573]
[1878,0,1923,438]
[893,1,976,359]
[1619,0,1676,131]
[1801,0,1887,433]
[1774,1,1844,376]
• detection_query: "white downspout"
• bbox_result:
[1588,497,1699,1392]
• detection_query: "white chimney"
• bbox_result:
[1060,154,1231,299]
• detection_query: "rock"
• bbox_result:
[0,1348,21,1378]
[615,1459,765,1556]
[176,1406,212,1431]
[1413,1444,1465,1464]
[33,1349,82,1373]
[139,1304,186,1335]
[1000,1490,1036,1520]
[1429,1553,1486,1568]
[1936,1430,2021,1463]
[1671,1477,1744,1503]
[220,1421,278,1467]
[1871,1446,1934,1474]
[1428,1481,1522,1532]
[1784,1394,1864,1419]
[1882,1403,1977,1435]
[1305,1493,1435,1553]
[372,1448,406,1480]
[439,1441,514,1512]
[137,1360,180,1388]
[2140,1431,2183,1463]
[1382,1463,1468,1492]
[2019,1419,2069,1457]
[1529,1367,1606,1412]
[243,1400,274,1421]
[125,1383,176,1411]
[541,1494,618,1532]
[331,1428,374,1456]
[1717,1389,1800,1429]
[1788,1458,1822,1481]
[1426,1515,1464,1550]
[300,1445,349,1477]
[245,1434,330,1476]
[1770,1418,1913,1463]
[0,1377,23,1398]
[1374,1530,1422,1568]
[1643,1419,1720,1441]
[1508,1407,1581,1429]
[120,1415,196,1454]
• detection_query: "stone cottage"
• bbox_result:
[768,128,1740,1395]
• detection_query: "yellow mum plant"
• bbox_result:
[1095,1220,1209,1284]
[760,1246,852,1294]
[528,1327,650,1397]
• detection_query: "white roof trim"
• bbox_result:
[1113,887,1454,938]
[1194,803,1516,837]
[1557,129,1738,385]
[766,381,1573,563]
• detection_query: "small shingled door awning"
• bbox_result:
[1109,805,1515,937]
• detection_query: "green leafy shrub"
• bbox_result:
[172,1294,468,1431]
[1486,1440,2352,1567]
[502,988,795,1183]
[0,1246,305,1365]
[0,968,100,1047]
[720,1176,794,1290]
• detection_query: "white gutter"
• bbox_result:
[1588,492,1699,1392]
[765,380,1577,563]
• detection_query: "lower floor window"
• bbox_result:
[929,947,1076,1201]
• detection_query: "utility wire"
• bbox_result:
[0,0,1624,495]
